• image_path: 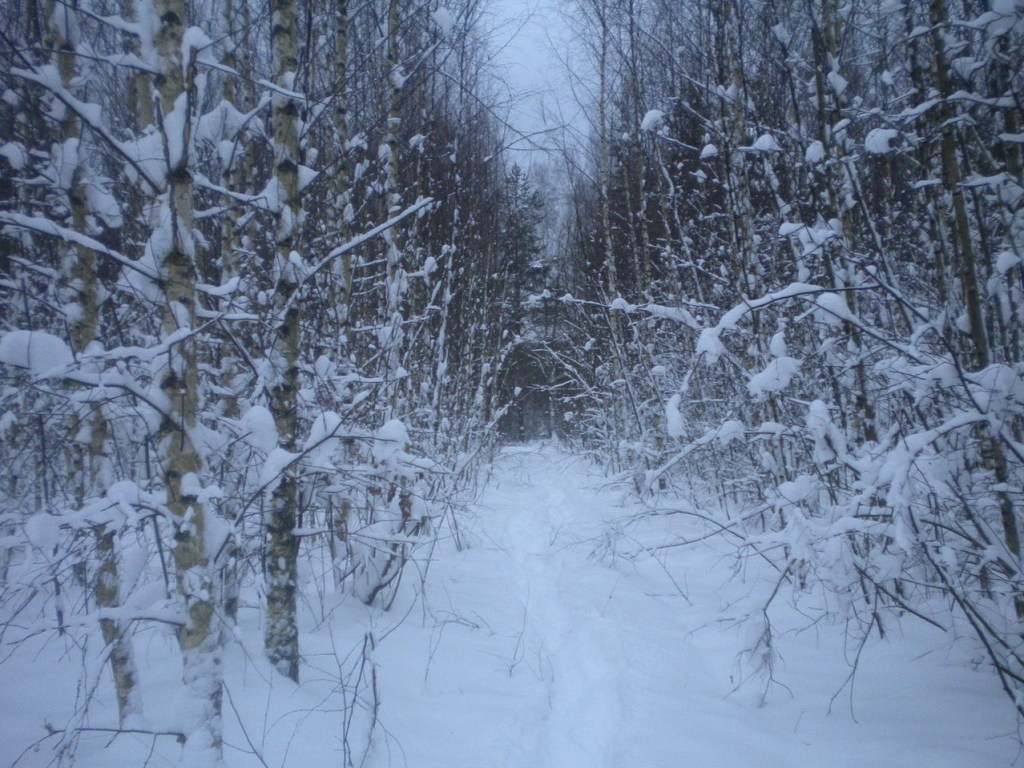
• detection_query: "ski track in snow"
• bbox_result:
[405,443,758,768]
[498,453,626,768]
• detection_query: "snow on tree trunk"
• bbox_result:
[45,0,143,726]
[265,0,302,683]
[381,0,407,419]
[148,0,225,760]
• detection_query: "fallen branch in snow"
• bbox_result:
[13,726,187,766]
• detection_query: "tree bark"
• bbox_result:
[151,0,224,759]
[266,0,302,683]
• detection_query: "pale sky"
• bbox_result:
[484,0,587,160]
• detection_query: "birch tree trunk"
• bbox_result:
[929,0,989,370]
[266,0,302,683]
[382,0,407,418]
[331,0,353,330]
[812,0,878,444]
[150,0,224,759]
[330,0,355,590]
[927,0,1021,617]
[46,0,142,725]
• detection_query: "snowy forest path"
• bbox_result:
[488,446,629,767]
[392,443,710,768]
[374,443,1018,768]
[375,441,722,768]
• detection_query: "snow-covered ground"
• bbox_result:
[2,443,1020,766]
[376,444,1020,767]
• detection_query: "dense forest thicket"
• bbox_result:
[0,0,547,761]
[1,0,1023,764]
[547,0,1024,725]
